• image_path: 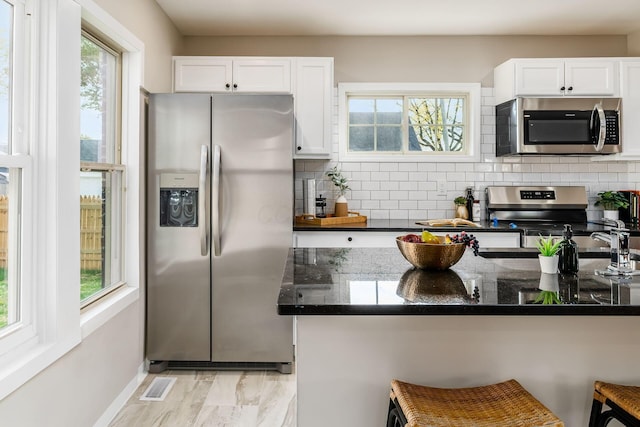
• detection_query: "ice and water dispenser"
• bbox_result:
[159,173,199,227]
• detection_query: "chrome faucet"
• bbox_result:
[590,219,632,274]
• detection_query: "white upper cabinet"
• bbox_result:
[494,58,619,104]
[172,56,334,159]
[174,57,233,92]
[174,57,291,93]
[617,60,640,158]
[232,59,291,92]
[293,57,333,158]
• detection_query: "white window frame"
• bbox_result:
[0,0,143,401]
[338,82,481,163]
[79,28,127,308]
[77,0,143,335]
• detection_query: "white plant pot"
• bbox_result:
[538,272,559,292]
[539,254,559,274]
[603,210,619,221]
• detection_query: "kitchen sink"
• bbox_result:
[478,248,640,274]
[478,247,612,259]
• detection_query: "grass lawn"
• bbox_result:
[0,269,6,329]
[0,269,103,329]
[81,270,103,301]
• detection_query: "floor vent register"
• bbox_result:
[139,376,177,401]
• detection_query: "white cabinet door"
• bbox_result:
[496,58,619,104]
[293,231,521,249]
[564,60,617,96]
[293,58,333,158]
[173,57,290,93]
[619,61,640,157]
[174,57,232,92]
[232,59,291,93]
[515,60,565,96]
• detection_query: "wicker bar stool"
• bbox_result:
[386,378,564,427]
[588,380,640,427]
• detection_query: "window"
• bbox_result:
[0,0,28,336]
[338,83,481,162]
[80,30,124,306]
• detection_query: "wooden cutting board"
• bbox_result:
[416,218,481,227]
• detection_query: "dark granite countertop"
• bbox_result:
[293,218,640,237]
[278,247,640,316]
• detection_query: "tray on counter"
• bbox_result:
[295,213,367,226]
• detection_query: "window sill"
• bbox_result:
[80,285,139,339]
[338,152,481,163]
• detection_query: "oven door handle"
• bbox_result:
[590,103,606,152]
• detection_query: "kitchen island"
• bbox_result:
[278,247,640,426]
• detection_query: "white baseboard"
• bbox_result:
[93,362,147,427]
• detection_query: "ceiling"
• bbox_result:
[156,0,640,37]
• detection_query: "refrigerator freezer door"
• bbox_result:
[211,94,294,363]
[147,93,212,361]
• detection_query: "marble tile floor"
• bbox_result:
[108,369,296,427]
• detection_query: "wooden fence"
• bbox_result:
[0,196,103,270]
[80,196,103,270]
[0,196,6,269]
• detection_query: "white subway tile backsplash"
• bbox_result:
[389,172,409,181]
[371,190,390,200]
[380,163,399,172]
[400,181,418,191]
[399,200,418,210]
[380,181,399,191]
[293,87,636,219]
[390,191,409,200]
[380,200,399,209]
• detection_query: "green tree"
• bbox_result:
[408,98,463,152]
[80,36,103,111]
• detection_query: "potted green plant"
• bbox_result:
[595,191,629,221]
[327,166,350,217]
[536,235,561,274]
[453,196,469,220]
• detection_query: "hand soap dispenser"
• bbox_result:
[559,224,579,274]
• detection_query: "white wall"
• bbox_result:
[0,305,142,427]
[182,35,628,87]
[629,31,640,56]
[93,0,182,92]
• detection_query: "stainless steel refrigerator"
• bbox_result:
[146,93,294,373]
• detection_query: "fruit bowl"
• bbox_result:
[395,236,466,270]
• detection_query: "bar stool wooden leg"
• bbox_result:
[386,387,407,427]
[589,381,640,427]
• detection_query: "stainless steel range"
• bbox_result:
[486,185,609,248]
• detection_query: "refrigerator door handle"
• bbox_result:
[199,145,209,256]
[212,144,221,256]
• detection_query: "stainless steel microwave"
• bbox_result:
[495,97,622,156]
